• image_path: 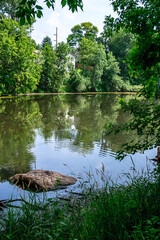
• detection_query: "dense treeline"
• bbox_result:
[0,3,141,96]
[0,16,72,95]
[67,22,137,92]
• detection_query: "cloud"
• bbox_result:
[31,29,44,44]
[46,12,61,28]
[62,8,77,21]
[31,0,117,44]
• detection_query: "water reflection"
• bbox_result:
[0,97,42,181]
[0,94,153,193]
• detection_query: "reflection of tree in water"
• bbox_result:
[40,94,137,156]
[0,94,139,182]
[71,94,123,154]
[99,94,139,156]
[37,95,73,140]
[0,97,42,181]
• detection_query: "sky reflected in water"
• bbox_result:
[0,94,156,200]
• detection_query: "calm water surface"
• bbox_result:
[0,94,155,200]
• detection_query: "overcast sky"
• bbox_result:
[31,0,117,46]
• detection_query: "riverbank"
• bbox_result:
[0,168,159,240]
[0,91,138,99]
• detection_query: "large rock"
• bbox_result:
[9,170,77,192]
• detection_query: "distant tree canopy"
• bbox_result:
[54,42,71,92]
[101,52,127,92]
[104,28,135,83]
[41,36,52,48]
[38,41,71,93]
[78,38,106,91]
[67,22,98,48]
[38,44,56,92]
[67,36,127,93]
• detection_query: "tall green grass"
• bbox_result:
[0,167,160,240]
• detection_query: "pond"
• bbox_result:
[0,93,155,200]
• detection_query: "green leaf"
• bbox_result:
[47,198,53,202]
[46,2,51,8]
[37,10,43,18]
[35,5,43,10]
[16,10,22,18]
[6,78,14,85]
[20,16,25,25]
[20,0,27,4]
[27,15,31,25]
[61,0,66,7]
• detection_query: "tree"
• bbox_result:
[41,36,52,48]
[105,0,160,158]
[106,0,160,98]
[0,17,41,95]
[77,38,106,91]
[15,0,83,25]
[67,22,98,48]
[67,68,90,92]
[103,28,135,83]
[54,42,71,92]
[38,44,56,92]
[38,41,71,93]
[101,52,128,92]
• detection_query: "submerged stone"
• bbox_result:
[9,170,77,192]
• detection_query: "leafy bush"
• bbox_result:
[67,69,89,92]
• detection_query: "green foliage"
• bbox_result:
[67,33,132,93]
[111,0,160,35]
[38,42,71,93]
[102,52,130,92]
[67,24,83,48]
[54,42,71,92]
[38,44,56,92]
[67,22,98,48]
[107,0,160,98]
[104,0,160,156]
[106,28,136,83]
[78,38,106,91]
[0,17,41,96]
[67,21,136,93]
[76,38,130,92]
[107,98,160,158]
[16,0,83,25]
[132,216,160,240]
[41,36,52,48]
[67,68,89,92]
[128,44,160,98]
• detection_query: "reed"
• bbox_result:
[0,167,160,240]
